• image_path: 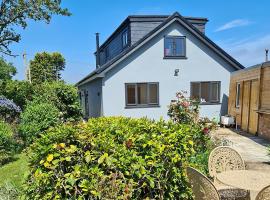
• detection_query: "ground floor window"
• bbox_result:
[190,81,221,104]
[125,82,159,107]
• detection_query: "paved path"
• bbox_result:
[213,128,270,170]
[213,128,270,199]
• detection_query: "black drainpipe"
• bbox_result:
[96,33,100,69]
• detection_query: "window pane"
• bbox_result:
[122,31,128,47]
[201,82,210,102]
[191,83,200,100]
[137,83,147,104]
[127,85,136,104]
[211,82,219,102]
[164,38,174,56]
[236,83,240,107]
[175,38,185,56]
[149,84,158,104]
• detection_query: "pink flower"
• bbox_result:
[181,101,190,108]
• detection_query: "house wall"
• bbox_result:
[78,78,102,118]
[228,66,260,126]
[228,62,270,139]
[99,26,129,66]
[102,21,236,120]
[130,21,163,45]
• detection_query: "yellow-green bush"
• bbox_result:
[24,117,209,199]
[0,121,16,165]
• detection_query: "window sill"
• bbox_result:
[200,102,221,105]
[125,105,160,109]
[163,56,187,59]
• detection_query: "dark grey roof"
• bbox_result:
[77,12,244,86]
[96,14,208,53]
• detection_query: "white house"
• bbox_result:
[77,12,244,120]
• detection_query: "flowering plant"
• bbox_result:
[168,91,200,124]
[0,96,21,122]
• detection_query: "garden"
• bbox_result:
[0,58,218,200]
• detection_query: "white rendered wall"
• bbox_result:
[102,21,236,120]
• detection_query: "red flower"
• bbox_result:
[203,127,209,134]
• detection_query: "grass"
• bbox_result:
[0,153,28,190]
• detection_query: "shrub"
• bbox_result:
[33,81,82,122]
[168,91,200,124]
[0,121,16,165]
[0,80,34,110]
[19,102,60,145]
[24,117,204,199]
[0,96,21,123]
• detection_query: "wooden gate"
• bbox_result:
[241,80,259,134]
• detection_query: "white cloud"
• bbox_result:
[217,34,270,67]
[215,19,252,32]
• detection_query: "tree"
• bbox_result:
[29,52,66,84]
[0,0,71,56]
[0,57,16,80]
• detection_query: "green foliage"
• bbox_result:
[0,80,34,110]
[0,1,70,55]
[30,52,66,84]
[168,91,200,124]
[19,102,60,145]
[24,117,206,199]
[33,81,82,121]
[0,121,16,165]
[0,58,16,80]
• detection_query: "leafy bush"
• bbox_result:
[0,96,21,123]
[168,91,200,124]
[0,121,16,165]
[19,102,60,145]
[24,117,205,199]
[0,80,34,110]
[33,81,82,122]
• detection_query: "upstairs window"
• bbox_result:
[190,81,221,104]
[236,82,241,108]
[122,30,128,48]
[125,83,159,107]
[164,36,186,58]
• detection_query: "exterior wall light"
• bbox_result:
[174,69,180,76]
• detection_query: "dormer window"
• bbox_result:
[164,36,186,58]
[122,30,128,48]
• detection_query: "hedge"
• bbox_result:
[24,117,209,199]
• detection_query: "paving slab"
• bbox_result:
[212,128,270,170]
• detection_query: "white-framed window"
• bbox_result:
[236,82,241,108]
[190,81,221,104]
[125,82,159,108]
[122,30,128,48]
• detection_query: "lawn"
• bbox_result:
[0,153,28,199]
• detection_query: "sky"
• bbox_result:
[4,0,270,84]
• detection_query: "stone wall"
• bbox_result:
[258,114,270,141]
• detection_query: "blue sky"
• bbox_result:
[5,0,270,84]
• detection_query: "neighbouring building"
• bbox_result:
[228,61,270,140]
[77,12,244,120]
